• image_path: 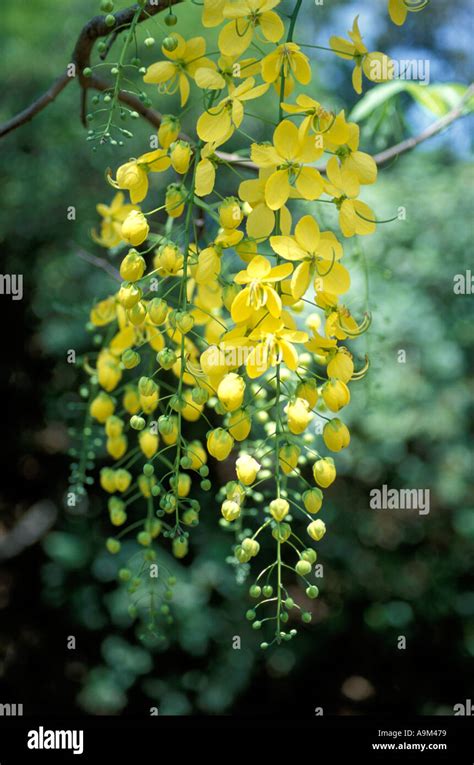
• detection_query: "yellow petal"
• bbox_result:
[295,215,320,252]
[246,203,275,240]
[273,120,299,160]
[195,67,226,89]
[195,158,216,197]
[291,261,311,299]
[143,61,176,84]
[231,288,252,322]
[260,10,284,43]
[294,167,323,201]
[265,169,290,210]
[270,235,305,261]
[218,20,253,56]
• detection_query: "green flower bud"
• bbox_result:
[302,611,312,623]
[249,585,262,598]
[296,559,312,576]
[106,538,121,554]
[162,35,178,51]
[130,415,146,431]
[306,586,319,599]
[262,585,273,598]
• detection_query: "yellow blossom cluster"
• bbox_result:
[75,0,422,645]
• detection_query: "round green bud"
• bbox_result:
[165,12,177,26]
[100,0,114,11]
[281,611,289,623]
[162,36,178,51]
[118,568,131,582]
[252,621,262,630]
[180,456,192,469]
[199,465,209,477]
[246,609,256,621]
[262,585,273,598]
[249,585,262,599]
[143,463,154,477]
[82,67,92,78]
[130,415,146,431]
[296,559,312,576]
[200,479,211,491]
[306,585,319,599]
[137,531,152,547]
[144,37,155,47]
[106,538,121,554]
[105,13,116,27]
[301,548,317,564]
[260,642,269,650]
[302,611,312,623]
[167,576,177,586]
[284,597,294,609]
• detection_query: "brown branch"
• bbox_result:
[370,82,474,166]
[0,73,71,138]
[0,0,182,138]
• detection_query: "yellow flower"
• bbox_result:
[107,435,127,460]
[153,243,184,276]
[327,348,354,382]
[123,386,140,415]
[92,192,138,248]
[303,488,323,514]
[322,379,350,412]
[231,255,293,322]
[90,392,115,423]
[324,120,377,198]
[270,497,289,522]
[323,418,350,451]
[207,428,234,460]
[330,16,393,94]
[195,54,260,92]
[158,115,181,149]
[281,95,342,143]
[119,250,146,282]
[218,0,284,57]
[143,34,215,107]
[388,0,427,26]
[218,373,246,412]
[270,215,348,299]
[261,42,311,96]
[236,454,260,485]
[324,162,376,238]
[165,183,187,217]
[195,142,218,197]
[139,430,159,459]
[108,149,171,204]
[197,77,269,147]
[97,350,122,392]
[219,197,243,229]
[121,210,149,246]
[307,519,326,541]
[313,457,336,488]
[278,443,300,475]
[202,0,227,28]
[251,120,323,210]
[221,499,241,522]
[296,378,318,409]
[238,169,292,240]
[286,397,313,434]
[226,314,308,379]
[228,409,252,441]
[169,140,193,174]
[115,469,132,493]
[90,296,116,327]
[186,440,207,469]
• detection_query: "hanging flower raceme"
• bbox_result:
[71,0,423,649]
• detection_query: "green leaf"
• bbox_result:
[350,81,473,122]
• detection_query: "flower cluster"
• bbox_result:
[72,0,422,647]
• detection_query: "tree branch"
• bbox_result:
[0,73,71,138]
[0,0,183,138]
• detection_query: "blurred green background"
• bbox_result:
[0,0,473,716]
